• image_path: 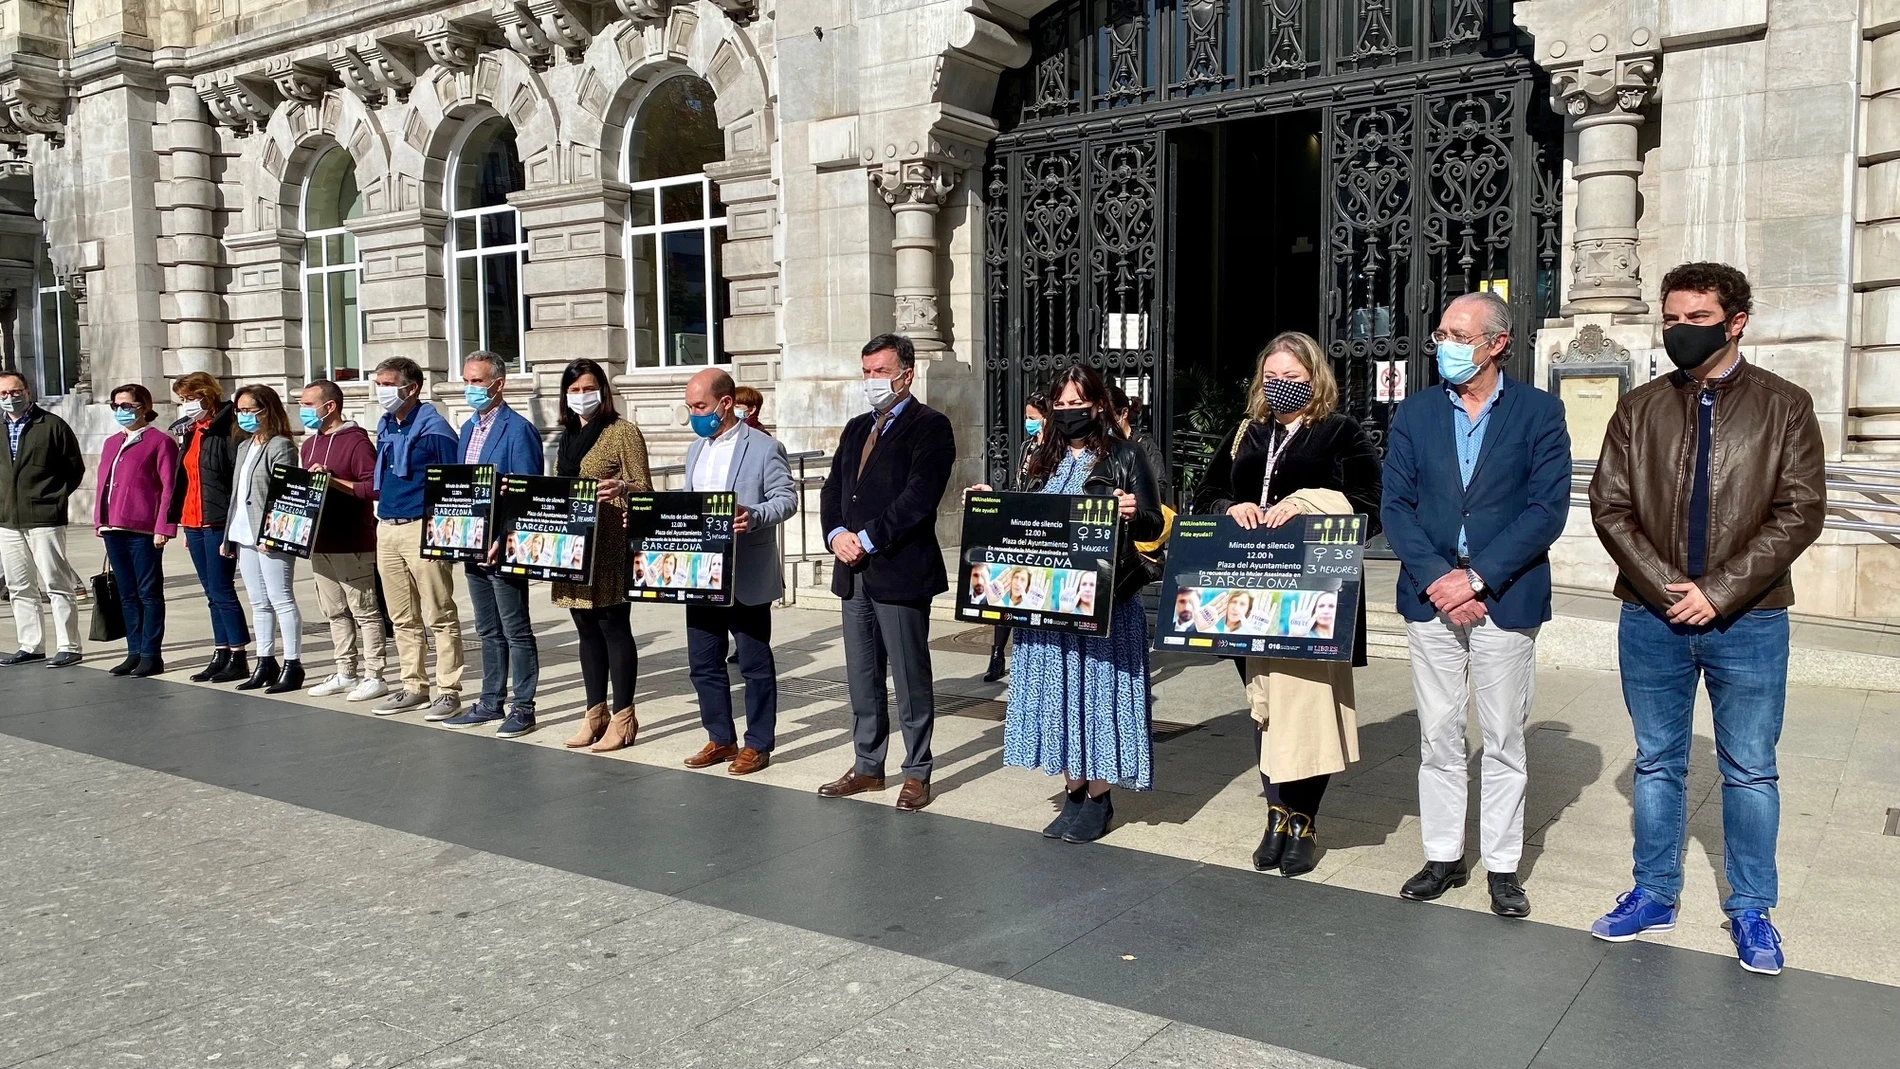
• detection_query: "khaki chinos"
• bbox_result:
[375,519,463,696]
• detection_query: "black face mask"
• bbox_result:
[1052,408,1098,442]
[1663,320,1732,372]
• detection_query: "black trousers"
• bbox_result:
[570,603,636,710]
[686,599,777,751]
[841,586,936,781]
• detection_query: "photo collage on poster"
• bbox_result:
[493,474,600,583]
[1155,514,1366,662]
[625,491,736,606]
[421,465,496,564]
[257,465,331,559]
[956,491,1121,637]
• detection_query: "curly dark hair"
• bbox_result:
[1660,262,1753,319]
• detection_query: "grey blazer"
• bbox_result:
[229,435,298,548]
[684,422,797,607]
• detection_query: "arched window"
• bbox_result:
[301,148,365,380]
[624,74,727,369]
[28,239,79,397]
[449,118,528,368]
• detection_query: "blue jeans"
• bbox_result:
[1619,601,1788,916]
[101,531,166,658]
[184,526,249,648]
[687,600,777,751]
[464,565,537,714]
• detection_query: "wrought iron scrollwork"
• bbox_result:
[1258,0,1311,80]
[1088,139,1160,381]
[1341,0,1402,70]
[1097,0,1150,107]
[1326,101,1416,452]
[985,161,1016,486]
[1176,0,1228,95]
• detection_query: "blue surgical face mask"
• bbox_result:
[689,411,723,438]
[1024,418,1043,437]
[464,384,494,413]
[1435,339,1485,386]
[237,412,261,434]
[299,406,323,430]
[112,408,139,428]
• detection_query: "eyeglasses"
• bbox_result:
[109,403,142,413]
[1430,330,1497,346]
[0,388,26,399]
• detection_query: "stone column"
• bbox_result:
[1549,42,1658,316]
[705,154,779,389]
[352,207,449,385]
[511,179,624,434]
[221,227,301,389]
[159,76,224,379]
[870,158,957,351]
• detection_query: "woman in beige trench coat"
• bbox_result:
[1192,331,1382,877]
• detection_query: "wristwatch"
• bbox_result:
[1467,569,1486,596]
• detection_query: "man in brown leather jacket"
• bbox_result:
[1586,262,1826,976]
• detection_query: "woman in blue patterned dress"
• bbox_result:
[969,366,1163,843]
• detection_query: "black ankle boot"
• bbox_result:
[1042,786,1088,839]
[982,628,1009,683]
[109,654,141,677]
[191,648,231,682]
[1279,812,1318,877]
[1253,805,1293,871]
[235,655,276,690]
[1062,790,1114,844]
[131,655,166,677]
[265,659,304,694]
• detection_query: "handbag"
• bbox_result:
[89,570,126,643]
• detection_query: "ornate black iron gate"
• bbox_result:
[983,0,1562,487]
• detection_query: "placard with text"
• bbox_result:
[1153,514,1365,662]
[257,465,329,559]
[956,491,1121,637]
[493,474,599,583]
[625,491,736,605]
[421,464,496,563]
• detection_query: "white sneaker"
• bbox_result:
[424,694,462,722]
[307,673,359,698]
[371,689,428,716]
[346,678,390,703]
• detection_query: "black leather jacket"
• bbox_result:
[1023,438,1164,605]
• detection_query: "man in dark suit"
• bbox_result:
[1382,291,1572,920]
[818,333,956,811]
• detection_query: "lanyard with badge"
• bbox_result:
[1258,419,1302,505]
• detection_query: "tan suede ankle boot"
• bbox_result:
[587,705,639,753]
[564,703,610,749]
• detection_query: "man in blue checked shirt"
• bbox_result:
[1381,290,1572,921]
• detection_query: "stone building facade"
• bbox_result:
[0,0,1895,614]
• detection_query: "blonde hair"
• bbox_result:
[1245,331,1336,423]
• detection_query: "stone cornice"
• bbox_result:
[222,227,306,252]
[506,177,634,210]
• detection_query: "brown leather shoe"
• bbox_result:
[817,769,886,798]
[564,703,610,749]
[588,706,638,753]
[895,778,932,812]
[685,740,740,769]
[728,747,770,776]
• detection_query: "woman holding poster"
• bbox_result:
[982,394,1051,683]
[969,366,1162,844]
[1193,331,1381,878]
[550,359,652,753]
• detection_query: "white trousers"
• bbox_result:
[1406,615,1539,872]
[237,544,302,659]
[0,525,82,654]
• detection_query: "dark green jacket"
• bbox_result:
[0,406,86,528]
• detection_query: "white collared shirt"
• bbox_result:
[691,420,744,492]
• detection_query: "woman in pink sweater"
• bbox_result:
[95,383,180,677]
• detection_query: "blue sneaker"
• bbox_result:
[495,708,536,739]
[443,704,505,728]
[1590,887,1677,942]
[1730,910,1784,975]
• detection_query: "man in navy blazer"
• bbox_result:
[817,334,956,812]
[448,351,548,739]
[1382,291,1572,919]
[679,368,798,776]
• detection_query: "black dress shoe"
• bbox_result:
[109,654,142,676]
[131,656,166,678]
[235,656,279,691]
[46,651,82,668]
[208,651,250,684]
[0,650,45,666]
[264,659,305,694]
[191,649,231,682]
[1488,871,1531,918]
[1279,812,1318,877]
[1253,805,1293,871]
[1400,860,1470,901]
[1043,786,1087,839]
